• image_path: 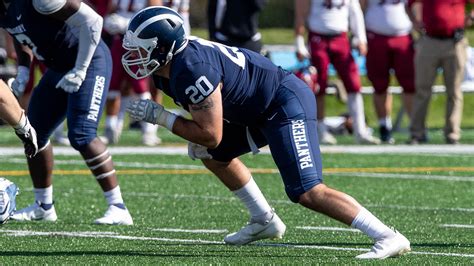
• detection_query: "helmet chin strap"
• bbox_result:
[166,41,176,62]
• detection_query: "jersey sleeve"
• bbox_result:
[175,61,222,106]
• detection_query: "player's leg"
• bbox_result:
[200,122,286,245]
[68,42,132,225]
[131,77,160,146]
[309,32,336,144]
[11,70,68,222]
[366,32,394,143]
[330,34,380,144]
[266,75,409,259]
[104,36,125,144]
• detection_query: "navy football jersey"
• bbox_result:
[0,0,79,72]
[154,37,290,126]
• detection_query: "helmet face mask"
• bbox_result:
[121,6,188,80]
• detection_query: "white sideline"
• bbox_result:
[1,144,474,156]
[1,229,473,258]
[440,224,474,229]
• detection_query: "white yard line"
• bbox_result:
[150,228,228,234]
[1,158,205,170]
[0,229,473,258]
[440,224,474,229]
[295,226,360,232]
[2,144,474,156]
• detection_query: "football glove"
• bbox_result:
[126,99,177,131]
[9,65,30,98]
[13,112,38,158]
[295,35,310,60]
[0,177,19,225]
[56,68,86,93]
[188,142,212,160]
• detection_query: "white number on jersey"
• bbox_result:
[195,37,246,69]
[185,75,215,104]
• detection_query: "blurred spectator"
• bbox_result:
[102,0,163,146]
[361,0,415,144]
[163,0,191,35]
[207,0,267,53]
[407,0,474,144]
[294,0,380,145]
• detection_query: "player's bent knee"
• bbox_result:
[68,134,95,151]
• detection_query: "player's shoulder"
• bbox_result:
[33,0,67,15]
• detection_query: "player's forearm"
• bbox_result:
[0,81,23,126]
[172,116,222,149]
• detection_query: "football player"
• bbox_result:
[125,7,411,259]
[0,0,132,225]
[361,0,415,144]
[294,0,380,145]
[0,79,37,158]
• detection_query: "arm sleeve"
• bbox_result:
[65,2,103,73]
[348,0,367,45]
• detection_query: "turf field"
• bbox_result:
[0,135,473,264]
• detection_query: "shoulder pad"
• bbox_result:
[33,0,67,15]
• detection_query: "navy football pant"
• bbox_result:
[27,42,112,150]
[208,75,324,202]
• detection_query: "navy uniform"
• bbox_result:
[154,38,323,202]
[1,0,133,225]
[125,7,411,258]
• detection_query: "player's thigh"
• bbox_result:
[262,76,323,202]
[27,70,68,147]
[366,33,391,92]
[67,44,112,148]
[207,122,268,163]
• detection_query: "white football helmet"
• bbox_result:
[121,6,188,79]
[0,177,19,224]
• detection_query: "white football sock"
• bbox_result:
[351,207,396,240]
[317,121,329,135]
[34,186,53,204]
[105,115,118,130]
[118,95,131,126]
[347,93,368,137]
[378,117,392,129]
[104,186,124,206]
[233,176,273,224]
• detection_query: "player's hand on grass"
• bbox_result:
[56,68,86,93]
[126,99,177,131]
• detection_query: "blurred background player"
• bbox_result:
[407,0,473,144]
[1,0,133,225]
[102,0,163,146]
[294,0,380,145]
[360,0,415,144]
[207,0,267,53]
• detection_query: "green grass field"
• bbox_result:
[0,144,473,264]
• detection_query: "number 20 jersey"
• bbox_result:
[153,37,290,126]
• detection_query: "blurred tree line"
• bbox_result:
[189,0,294,28]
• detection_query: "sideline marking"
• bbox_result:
[150,228,228,234]
[1,166,473,177]
[1,229,473,258]
[296,226,360,232]
[440,224,474,229]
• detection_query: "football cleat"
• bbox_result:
[224,212,286,245]
[142,132,162,146]
[356,134,381,145]
[356,230,411,259]
[94,205,133,225]
[104,126,120,145]
[320,131,337,145]
[10,201,57,222]
[379,125,395,144]
[0,177,19,224]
